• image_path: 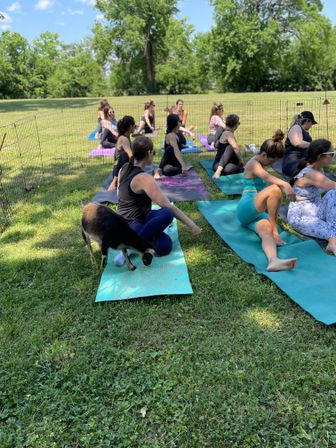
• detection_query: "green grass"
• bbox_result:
[1,95,336,447]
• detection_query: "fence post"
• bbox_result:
[34,115,45,179]
[13,122,28,190]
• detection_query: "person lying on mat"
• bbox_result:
[136,100,156,135]
[154,114,193,178]
[236,130,297,272]
[282,111,317,178]
[207,102,225,146]
[164,99,196,140]
[97,99,109,138]
[107,116,136,191]
[287,139,336,255]
[212,114,244,178]
[114,136,202,266]
[101,105,118,148]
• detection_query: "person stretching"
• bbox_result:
[155,114,192,178]
[212,114,244,178]
[287,139,336,255]
[114,136,202,266]
[108,116,136,191]
[101,105,118,148]
[136,100,156,134]
[236,130,297,272]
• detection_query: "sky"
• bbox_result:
[0,0,336,44]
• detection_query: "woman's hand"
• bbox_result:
[190,224,202,236]
[283,184,296,201]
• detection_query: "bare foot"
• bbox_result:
[213,172,220,179]
[267,257,297,272]
[154,169,162,180]
[326,243,336,256]
[273,232,285,245]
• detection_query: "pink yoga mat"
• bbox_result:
[89,147,115,157]
[198,135,216,151]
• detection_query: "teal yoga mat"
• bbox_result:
[197,199,336,325]
[199,159,244,195]
[95,218,193,302]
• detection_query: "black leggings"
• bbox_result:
[162,165,182,176]
[101,128,117,148]
[213,145,244,176]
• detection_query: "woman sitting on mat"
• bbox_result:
[97,99,109,138]
[236,129,297,272]
[101,105,118,148]
[107,116,136,191]
[287,139,336,255]
[282,111,317,178]
[136,100,156,134]
[154,114,192,178]
[212,114,244,178]
[114,136,202,266]
[165,99,195,140]
[207,102,225,146]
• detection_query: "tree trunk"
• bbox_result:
[144,28,155,93]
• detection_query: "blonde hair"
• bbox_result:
[209,102,223,121]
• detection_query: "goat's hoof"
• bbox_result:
[128,264,136,271]
[142,251,154,266]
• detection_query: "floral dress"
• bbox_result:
[287,167,336,240]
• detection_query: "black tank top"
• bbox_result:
[214,141,230,165]
[285,126,312,154]
[117,166,151,222]
[163,134,182,168]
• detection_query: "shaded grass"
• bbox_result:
[1,151,336,447]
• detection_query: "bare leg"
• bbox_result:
[253,184,285,245]
[255,219,297,272]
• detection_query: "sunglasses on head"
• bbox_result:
[322,151,335,157]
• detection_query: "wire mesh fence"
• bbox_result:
[0,95,335,231]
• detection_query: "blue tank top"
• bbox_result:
[242,176,268,192]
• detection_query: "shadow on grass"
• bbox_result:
[0,98,99,114]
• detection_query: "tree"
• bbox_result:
[94,0,178,93]
[47,43,107,98]
[0,31,32,98]
[156,18,203,94]
[30,32,64,98]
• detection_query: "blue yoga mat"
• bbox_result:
[88,129,98,141]
[197,199,336,325]
[181,140,202,154]
[199,159,244,195]
[96,218,193,302]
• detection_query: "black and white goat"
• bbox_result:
[81,203,155,271]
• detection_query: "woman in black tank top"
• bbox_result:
[107,116,136,191]
[282,111,317,178]
[155,114,192,178]
[115,136,202,266]
[213,114,244,178]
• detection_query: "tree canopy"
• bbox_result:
[0,0,336,98]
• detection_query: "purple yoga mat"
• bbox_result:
[89,147,115,157]
[157,168,210,202]
[198,135,216,151]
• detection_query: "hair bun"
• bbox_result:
[272,129,285,142]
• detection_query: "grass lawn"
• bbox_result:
[1,94,336,447]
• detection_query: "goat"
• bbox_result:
[81,203,155,271]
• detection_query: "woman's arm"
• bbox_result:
[304,171,336,190]
[251,160,296,200]
[132,174,202,235]
[102,119,118,137]
[181,110,187,127]
[118,136,132,158]
[288,125,310,149]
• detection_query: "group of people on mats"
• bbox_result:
[94,99,336,272]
